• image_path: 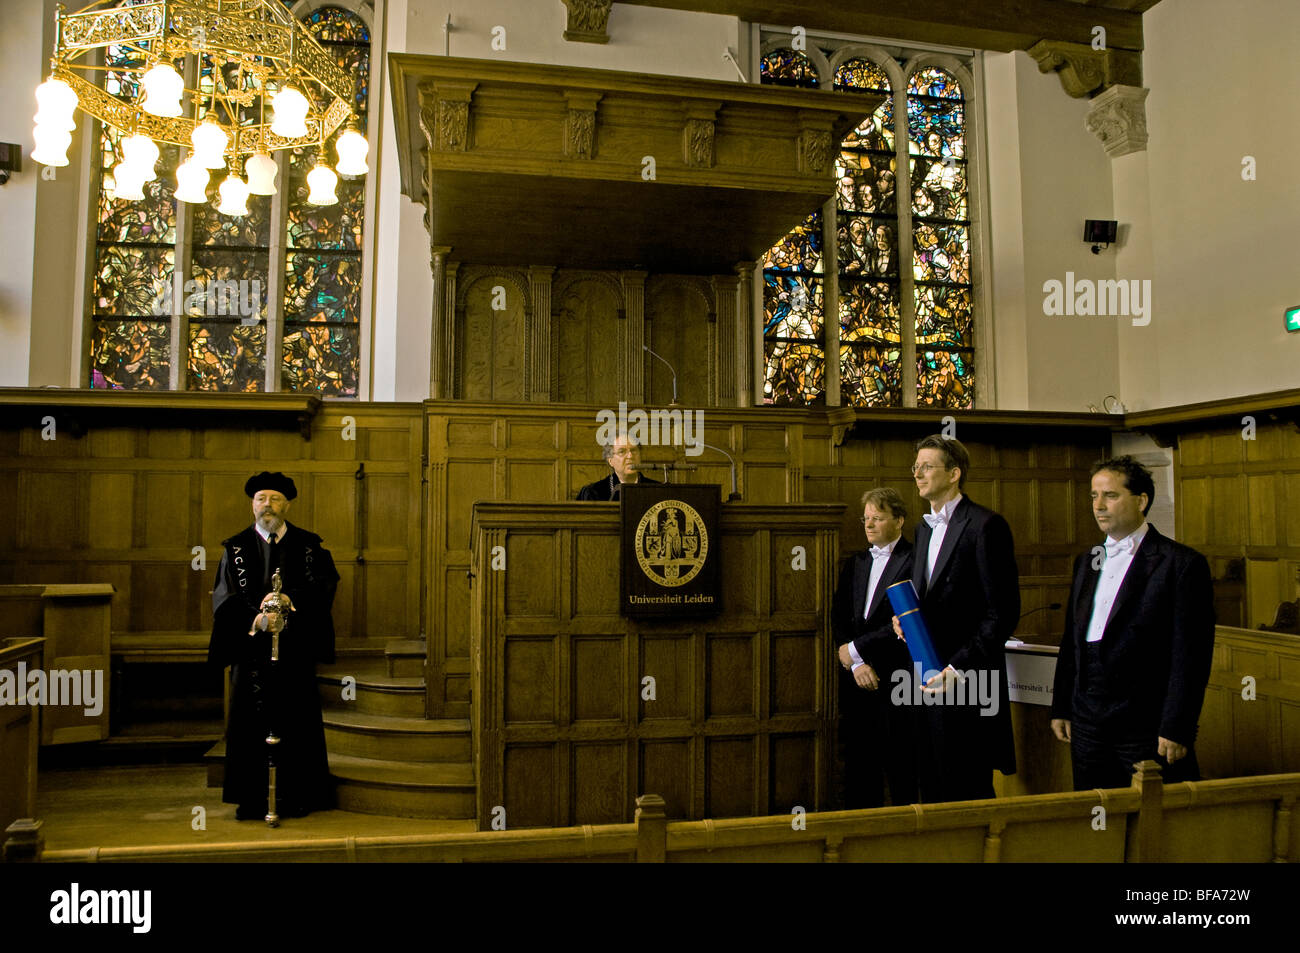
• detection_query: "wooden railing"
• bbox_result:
[11,763,1297,863]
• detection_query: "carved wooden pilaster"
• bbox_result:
[561,0,612,44]
[429,246,451,399]
[444,261,460,398]
[1029,40,1142,99]
[682,102,720,170]
[419,80,477,152]
[713,275,738,407]
[622,271,647,404]
[563,90,602,160]
[797,112,833,175]
[1086,85,1150,158]
[528,266,555,401]
[735,262,755,407]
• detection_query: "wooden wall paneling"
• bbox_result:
[0,638,43,834]
[553,272,622,406]
[40,586,114,744]
[458,271,528,402]
[0,403,425,691]
[1200,626,1300,779]
[645,277,714,408]
[1170,417,1300,634]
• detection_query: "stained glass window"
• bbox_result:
[759,49,819,88]
[762,209,825,404]
[281,6,370,398]
[87,3,371,395]
[91,43,177,389]
[835,59,902,407]
[760,39,976,410]
[908,68,973,408]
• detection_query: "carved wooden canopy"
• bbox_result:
[388,55,878,273]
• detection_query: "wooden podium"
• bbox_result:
[469,501,843,829]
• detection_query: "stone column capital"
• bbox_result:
[1086,85,1150,158]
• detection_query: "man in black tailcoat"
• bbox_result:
[832,487,917,807]
[897,435,1019,802]
[209,471,339,820]
[1051,456,1214,789]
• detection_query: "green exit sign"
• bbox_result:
[1288,306,1300,333]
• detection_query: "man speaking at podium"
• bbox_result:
[897,435,1019,802]
[577,434,659,501]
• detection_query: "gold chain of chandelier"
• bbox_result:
[33,0,370,211]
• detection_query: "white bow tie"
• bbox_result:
[1105,536,1136,559]
[869,546,891,560]
[923,512,947,529]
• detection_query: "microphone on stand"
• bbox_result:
[1007,603,1063,647]
[700,444,740,501]
[642,345,679,406]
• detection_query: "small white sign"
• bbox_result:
[1005,641,1058,706]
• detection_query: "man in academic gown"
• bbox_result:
[832,487,917,807]
[208,471,339,819]
[576,434,659,500]
[898,435,1019,802]
[1050,456,1215,789]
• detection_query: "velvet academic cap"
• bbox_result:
[244,471,298,500]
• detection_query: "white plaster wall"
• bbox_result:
[405,1,739,77]
[1140,0,1300,406]
[981,51,1029,410]
[982,50,1119,411]
[0,0,44,387]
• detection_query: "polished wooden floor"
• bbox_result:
[36,764,475,852]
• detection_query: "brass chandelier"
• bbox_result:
[32,0,370,212]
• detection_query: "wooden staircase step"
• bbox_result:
[384,640,427,678]
[384,640,428,658]
[322,712,471,762]
[329,753,475,819]
[318,672,426,717]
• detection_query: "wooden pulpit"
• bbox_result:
[469,501,843,828]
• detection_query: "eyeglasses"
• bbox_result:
[911,463,949,476]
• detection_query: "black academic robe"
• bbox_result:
[831,537,918,807]
[575,472,660,500]
[208,522,339,813]
[911,496,1019,801]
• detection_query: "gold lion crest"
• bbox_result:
[635,500,708,588]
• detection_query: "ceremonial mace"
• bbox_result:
[253,570,295,827]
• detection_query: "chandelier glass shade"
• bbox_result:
[174,152,210,203]
[305,160,338,206]
[120,132,159,179]
[35,0,368,211]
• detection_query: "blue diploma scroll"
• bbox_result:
[885,580,944,682]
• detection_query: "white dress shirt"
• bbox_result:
[1086,521,1149,643]
[255,521,286,544]
[923,493,963,583]
[848,536,899,671]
